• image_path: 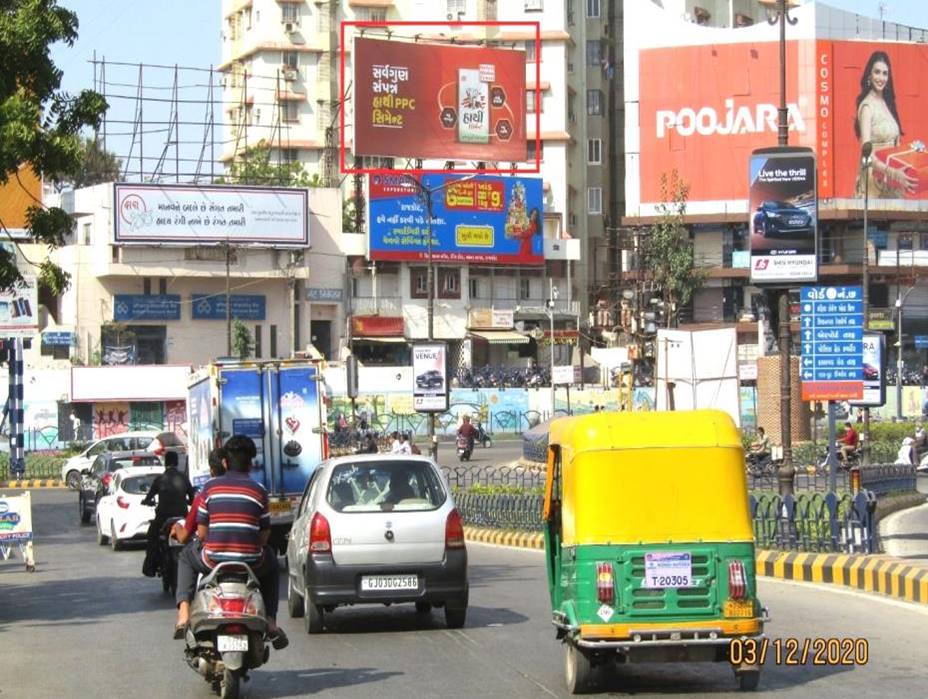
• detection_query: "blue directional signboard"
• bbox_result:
[800,286,864,401]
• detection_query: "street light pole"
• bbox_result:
[548,278,556,417]
[861,141,873,456]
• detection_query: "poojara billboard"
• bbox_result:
[352,38,527,163]
[114,183,309,247]
[749,147,817,284]
[635,37,928,209]
[368,174,544,264]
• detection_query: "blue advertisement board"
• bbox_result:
[368,174,544,265]
[113,295,181,321]
[191,294,266,321]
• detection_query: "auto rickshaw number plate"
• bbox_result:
[643,552,693,588]
[723,600,755,617]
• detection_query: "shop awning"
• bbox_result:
[469,330,529,345]
[353,336,407,344]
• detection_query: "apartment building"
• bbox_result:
[219,0,620,369]
[622,0,928,374]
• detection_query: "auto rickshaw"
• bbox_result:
[543,409,767,693]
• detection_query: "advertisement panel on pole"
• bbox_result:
[0,278,38,338]
[352,38,527,163]
[850,332,886,407]
[369,174,543,264]
[749,147,818,284]
[552,365,574,386]
[412,343,448,412]
[114,183,309,247]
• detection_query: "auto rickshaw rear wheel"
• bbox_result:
[735,667,760,691]
[564,643,594,694]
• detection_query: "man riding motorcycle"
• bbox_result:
[173,435,288,650]
[457,415,477,452]
[142,450,194,578]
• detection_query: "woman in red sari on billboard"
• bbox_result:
[854,50,917,198]
[504,180,541,261]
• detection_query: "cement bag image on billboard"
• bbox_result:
[749,147,817,284]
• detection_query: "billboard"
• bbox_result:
[850,331,886,407]
[0,164,41,240]
[369,174,544,264]
[749,147,817,284]
[0,278,38,338]
[352,37,527,164]
[412,342,448,412]
[113,183,308,247]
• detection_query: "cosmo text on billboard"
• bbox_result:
[352,37,527,164]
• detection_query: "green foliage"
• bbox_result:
[101,321,135,347]
[216,141,321,187]
[865,420,921,443]
[642,171,706,326]
[453,484,545,496]
[0,1,107,292]
[342,193,365,232]
[0,453,66,480]
[50,136,121,188]
[232,320,253,359]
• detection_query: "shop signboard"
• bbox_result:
[113,294,181,321]
[191,294,266,321]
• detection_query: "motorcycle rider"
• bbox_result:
[457,415,477,453]
[142,450,194,578]
[748,427,771,466]
[173,435,288,650]
[172,447,227,545]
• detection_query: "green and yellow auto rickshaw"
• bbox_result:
[544,409,767,693]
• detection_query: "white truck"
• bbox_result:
[187,359,328,552]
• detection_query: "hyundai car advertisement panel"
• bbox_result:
[749,147,818,285]
[412,343,448,413]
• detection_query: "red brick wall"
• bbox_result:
[756,356,811,444]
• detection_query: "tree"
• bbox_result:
[642,171,705,327]
[232,320,253,359]
[0,1,107,293]
[217,140,321,187]
[52,136,121,188]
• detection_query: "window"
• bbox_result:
[270,324,278,358]
[440,269,460,298]
[158,278,167,295]
[360,8,387,22]
[282,148,299,163]
[586,40,602,66]
[282,4,300,23]
[143,278,151,295]
[254,325,262,358]
[327,460,445,512]
[469,277,480,299]
[920,233,928,251]
[283,51,299,70]
[446,0,466,16]
[588,138,602,164]
[82,222,91,245]
[527,90,542,113]
[519,278,531,300]
[527,139,544,162]
[40,341,69,360]
[898,233,914,251]
[567,93,576,122]
[524,0,544,11]
[524,40,536,63]
[587,0,601,18]
[283,101,299,122]
[411,268,429,299]
[588,187,603,214]
[586,89,603,116]
[244,8,252,30]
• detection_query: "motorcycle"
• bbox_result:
[185,562,271,699]
[158,517,185,597]
[457,435,473,462]
[475,422,492,448]
[745,452,778,477]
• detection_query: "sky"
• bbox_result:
[46,0,928,180]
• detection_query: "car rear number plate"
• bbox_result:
[217,635,248,652]
[269,499,292,514]
[643,552,693,588]
[361,575,418,591]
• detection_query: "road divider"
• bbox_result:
[464,528,928,605]
[0,478,64,489]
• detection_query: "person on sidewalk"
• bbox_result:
[173,435,288,650]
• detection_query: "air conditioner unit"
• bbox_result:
[284,22,295,33]
[282,66,297,81]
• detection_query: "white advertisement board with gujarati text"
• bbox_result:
[412,343,448,413]
[114,183,308,247]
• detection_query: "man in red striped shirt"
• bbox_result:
[174,435,287,649]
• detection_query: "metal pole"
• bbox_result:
[225,241,232,356]
[425,187,436,458]
[897,300,904,420]
[777,0,788,147]
[862,145,871,458]
[827,400,838,492]
[549,278,556,417]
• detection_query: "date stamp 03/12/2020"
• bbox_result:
[729,638,869,666]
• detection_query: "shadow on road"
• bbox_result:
[250,666,402,697]
[468,562,540,589]
[307,603,529,635]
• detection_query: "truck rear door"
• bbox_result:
[218,366,272,492]
[266,364,323,497]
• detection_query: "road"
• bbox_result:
[880,474,928,560]
[3,490,928,698]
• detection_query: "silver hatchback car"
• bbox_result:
[286,454,468,633]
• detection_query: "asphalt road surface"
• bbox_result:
[3,490,928,698]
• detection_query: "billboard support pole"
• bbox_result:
[225,240,232,356]
[861,142,873,459]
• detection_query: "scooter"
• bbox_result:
[457,435,473,462]
[185,562,271,699]
[158,517,185,597]
[475,422,492,448]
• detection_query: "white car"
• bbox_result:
[62,430,171,489]
[95,467,161,551]
[286,454,468,633]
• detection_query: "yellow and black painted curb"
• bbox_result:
[464,528,928,605]
[0,479,65,489]
[755,550,928,604]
